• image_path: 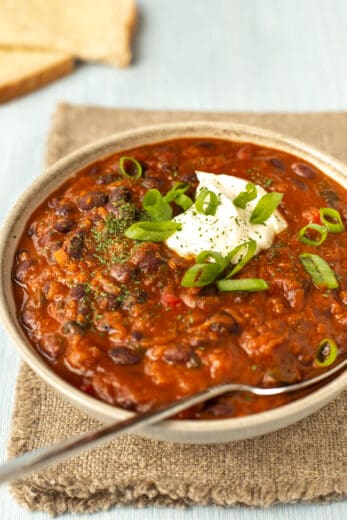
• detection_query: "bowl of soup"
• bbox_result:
[0,122,346,443]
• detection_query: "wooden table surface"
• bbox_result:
[0,0,346,518]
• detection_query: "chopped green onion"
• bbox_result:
[125,221,180,242]
[143,189,172,221]
[196,250,229,270]
[163,182,193,211]
[298,223,328,246]
[181,263,222,287]
[226,239,257,278]
[163,182,189,202]
[195,188,219,216]
[250,192,283,224]
[315,338,338,367]
[174,192,193,210]
[319,208,345,233]
[119,156,142,179]
[217,278,269,292]
[299,253,339,289]
[233,182,257,209]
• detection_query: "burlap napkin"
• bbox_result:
[8,104,347,515]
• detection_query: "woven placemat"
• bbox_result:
[8,104,347,515]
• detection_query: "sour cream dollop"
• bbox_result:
[165,171,287,259]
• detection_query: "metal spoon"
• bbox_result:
[0,357,346,485]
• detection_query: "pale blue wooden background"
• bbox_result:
[0,0,346,518]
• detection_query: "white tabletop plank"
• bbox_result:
[0,0,346,518]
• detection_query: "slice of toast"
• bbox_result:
[0,0,137,68]
[0,48,74,103]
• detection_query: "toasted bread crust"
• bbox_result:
[0,51,74,103]
[0,0,137,68]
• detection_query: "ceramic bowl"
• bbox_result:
[0,121,346,444]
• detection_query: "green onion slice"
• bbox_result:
[299,253,339,289]
[195,188,219,216]
[217,278,269,292]
[163,182,194,211]
[163,182,189,202]
[125,221,180,242]
[315,338,338,367]
[319,208,345,233]
[298,223,328,246]
[174,192,193,211]
[143,189,172,221]
[181,263,222,287]
[226,239,257,278]
[250,192,283,224]
[119,156,142,179]
[233,182,257,209]
[196,250,229,271]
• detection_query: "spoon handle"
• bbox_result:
[0,383,232,484]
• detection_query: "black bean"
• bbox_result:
[291,162,316,179]
[110,264,137,283]
[202,399,234,417]
[70,284,86,300]
[66,231,84,259]
[179,172,196,183]
[62,320,86,335]
[21,308,38,332]
[131,330,143,342]
[54,219,75,234]
[131,243,167,274]
[118,399,137,411]
[290,178,308,190]
[105,294,121,311]
[77,191,108,211]
[109,346,143,365]
[27,223,36,237]
[319,189,340,205]
[269,157,285,170]
[138,255,165,274]
[162,345,197,365]
[199,285,218,297]
[96,173,118,185]
[55,203,75,217]
[109,187,132,202]
[120,289,148,310]
[209,311,239,334]
[13,259,35,283]
[142,177,165,189]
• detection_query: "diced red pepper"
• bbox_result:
[161,292,182,308]
[302,207,321,224]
